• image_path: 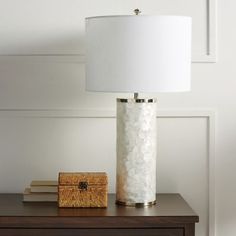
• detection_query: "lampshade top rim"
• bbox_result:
[85,15,191,20]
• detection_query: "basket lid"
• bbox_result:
[59,172,108,186]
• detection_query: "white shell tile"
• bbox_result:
[116,101,157,204]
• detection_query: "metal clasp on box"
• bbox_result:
[78,181,88,191]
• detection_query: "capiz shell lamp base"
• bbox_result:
[116,97,157,207]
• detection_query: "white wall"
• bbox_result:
[0,0,235,236]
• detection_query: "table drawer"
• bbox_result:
[0,228,184,236]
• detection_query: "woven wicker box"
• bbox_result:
[58,172,108,208]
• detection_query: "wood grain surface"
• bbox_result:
[0,193,198,236]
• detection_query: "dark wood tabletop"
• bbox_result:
[0,193,199,236]
[0,193,198,227]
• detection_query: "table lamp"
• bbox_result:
[85,9,191,206]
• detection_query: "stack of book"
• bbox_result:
[23,180,58,202]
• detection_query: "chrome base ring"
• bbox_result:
[116,200,156,207]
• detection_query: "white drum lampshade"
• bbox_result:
[86,15,191,92]
[85,14,192,206]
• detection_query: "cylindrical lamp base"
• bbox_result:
[116,98,157,206]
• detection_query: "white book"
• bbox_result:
[23,188,57,202]
[30,180,58,193]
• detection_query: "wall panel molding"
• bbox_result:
[0,108,215,236]
[193,0,217,62]
[0,108,216,236]
[0,0,217,63]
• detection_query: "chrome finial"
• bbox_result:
[134,9,141,15]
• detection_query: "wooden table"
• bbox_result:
[0,193,198,236]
